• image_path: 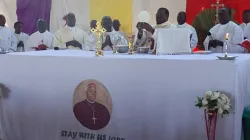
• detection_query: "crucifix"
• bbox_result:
[92,116,97,124]
[91,22,106,57]
[211,0,224,24]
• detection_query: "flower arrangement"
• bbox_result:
[195,91,231,116]
[195,91,231,140]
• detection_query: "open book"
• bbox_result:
[239,39,250,50]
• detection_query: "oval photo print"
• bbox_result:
[73,79,112,130]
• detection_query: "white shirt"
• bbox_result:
[239,23,247,31]
[0,26,17,52]
[101,30,128,51]
[177,23,198,49]
[243,23,250,40]
[14,32,29,52]
[204,21,244,53]
[26,30,54,51]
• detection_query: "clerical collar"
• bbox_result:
[177,23,187,28]
[66,26,76,31]
[87,99,96,104]
[155,21,172,28]
[220,21,230,25]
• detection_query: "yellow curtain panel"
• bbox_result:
[90,0,132,35]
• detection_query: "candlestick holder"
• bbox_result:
[128,34,134,55]
[216,33,237,60]
[91,22,106,57]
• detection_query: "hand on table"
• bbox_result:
[66,40,82,49]
[17,41,24,47]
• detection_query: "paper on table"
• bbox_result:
[138,11,150,23]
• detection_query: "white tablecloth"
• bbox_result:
[0,50,249,140]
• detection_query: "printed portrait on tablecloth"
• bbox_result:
[73,79,112,130]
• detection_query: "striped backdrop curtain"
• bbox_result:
[49,0,186,34]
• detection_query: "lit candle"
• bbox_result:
[225,33,229,40]
[224,33,229,57]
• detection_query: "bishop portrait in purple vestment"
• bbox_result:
[73,83,110,130]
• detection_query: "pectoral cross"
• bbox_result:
[91,22,106,56]
[92,117,97,124]
[211,0,224,24]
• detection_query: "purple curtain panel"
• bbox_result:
[16,0,52,35]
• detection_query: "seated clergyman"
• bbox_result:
[203,8,246,53]
[176,11,198,49]
[0,14,17,52]
[85,20,98,51]
[101,16,128,51]
[26,19,54,51]
[113,19,128,43]
[53,13,88,50]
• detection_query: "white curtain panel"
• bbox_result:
[0,0,17,28]
[49,0,90,33]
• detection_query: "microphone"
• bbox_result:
[207,32,214,40]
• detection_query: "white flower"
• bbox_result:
[218,107,224,114]
[202,99,208,105]
[205,91,213,100]
[220,94,230,102]
[224,105,230,110]
[221,97,227,104]
[211,92,220,100]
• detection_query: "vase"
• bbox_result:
[204,109,218,140]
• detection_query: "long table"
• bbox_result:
[0,50,249,140]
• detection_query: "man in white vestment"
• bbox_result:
[26,19,54,51]
[176,11,198,49]
[0,14,17,52]
[204,8,245,53]
[244,23,250,40]
[85,20,98,51]
[14,22,29,52]
[134,8,176,53]
[101,16,128,51]
[239,10,250,32]
[113,19,128,42]
[53,13,88,50]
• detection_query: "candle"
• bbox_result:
[225,33,229,40]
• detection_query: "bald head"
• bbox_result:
[113,19,120,31]
[177,11,186,25]
[0,14,6,26]
[101,16,112,32]
[156,8,169,24]
[219,8,231,24]
[66,13,76,27]
[37,19,46,33]
[90,20,97,29]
